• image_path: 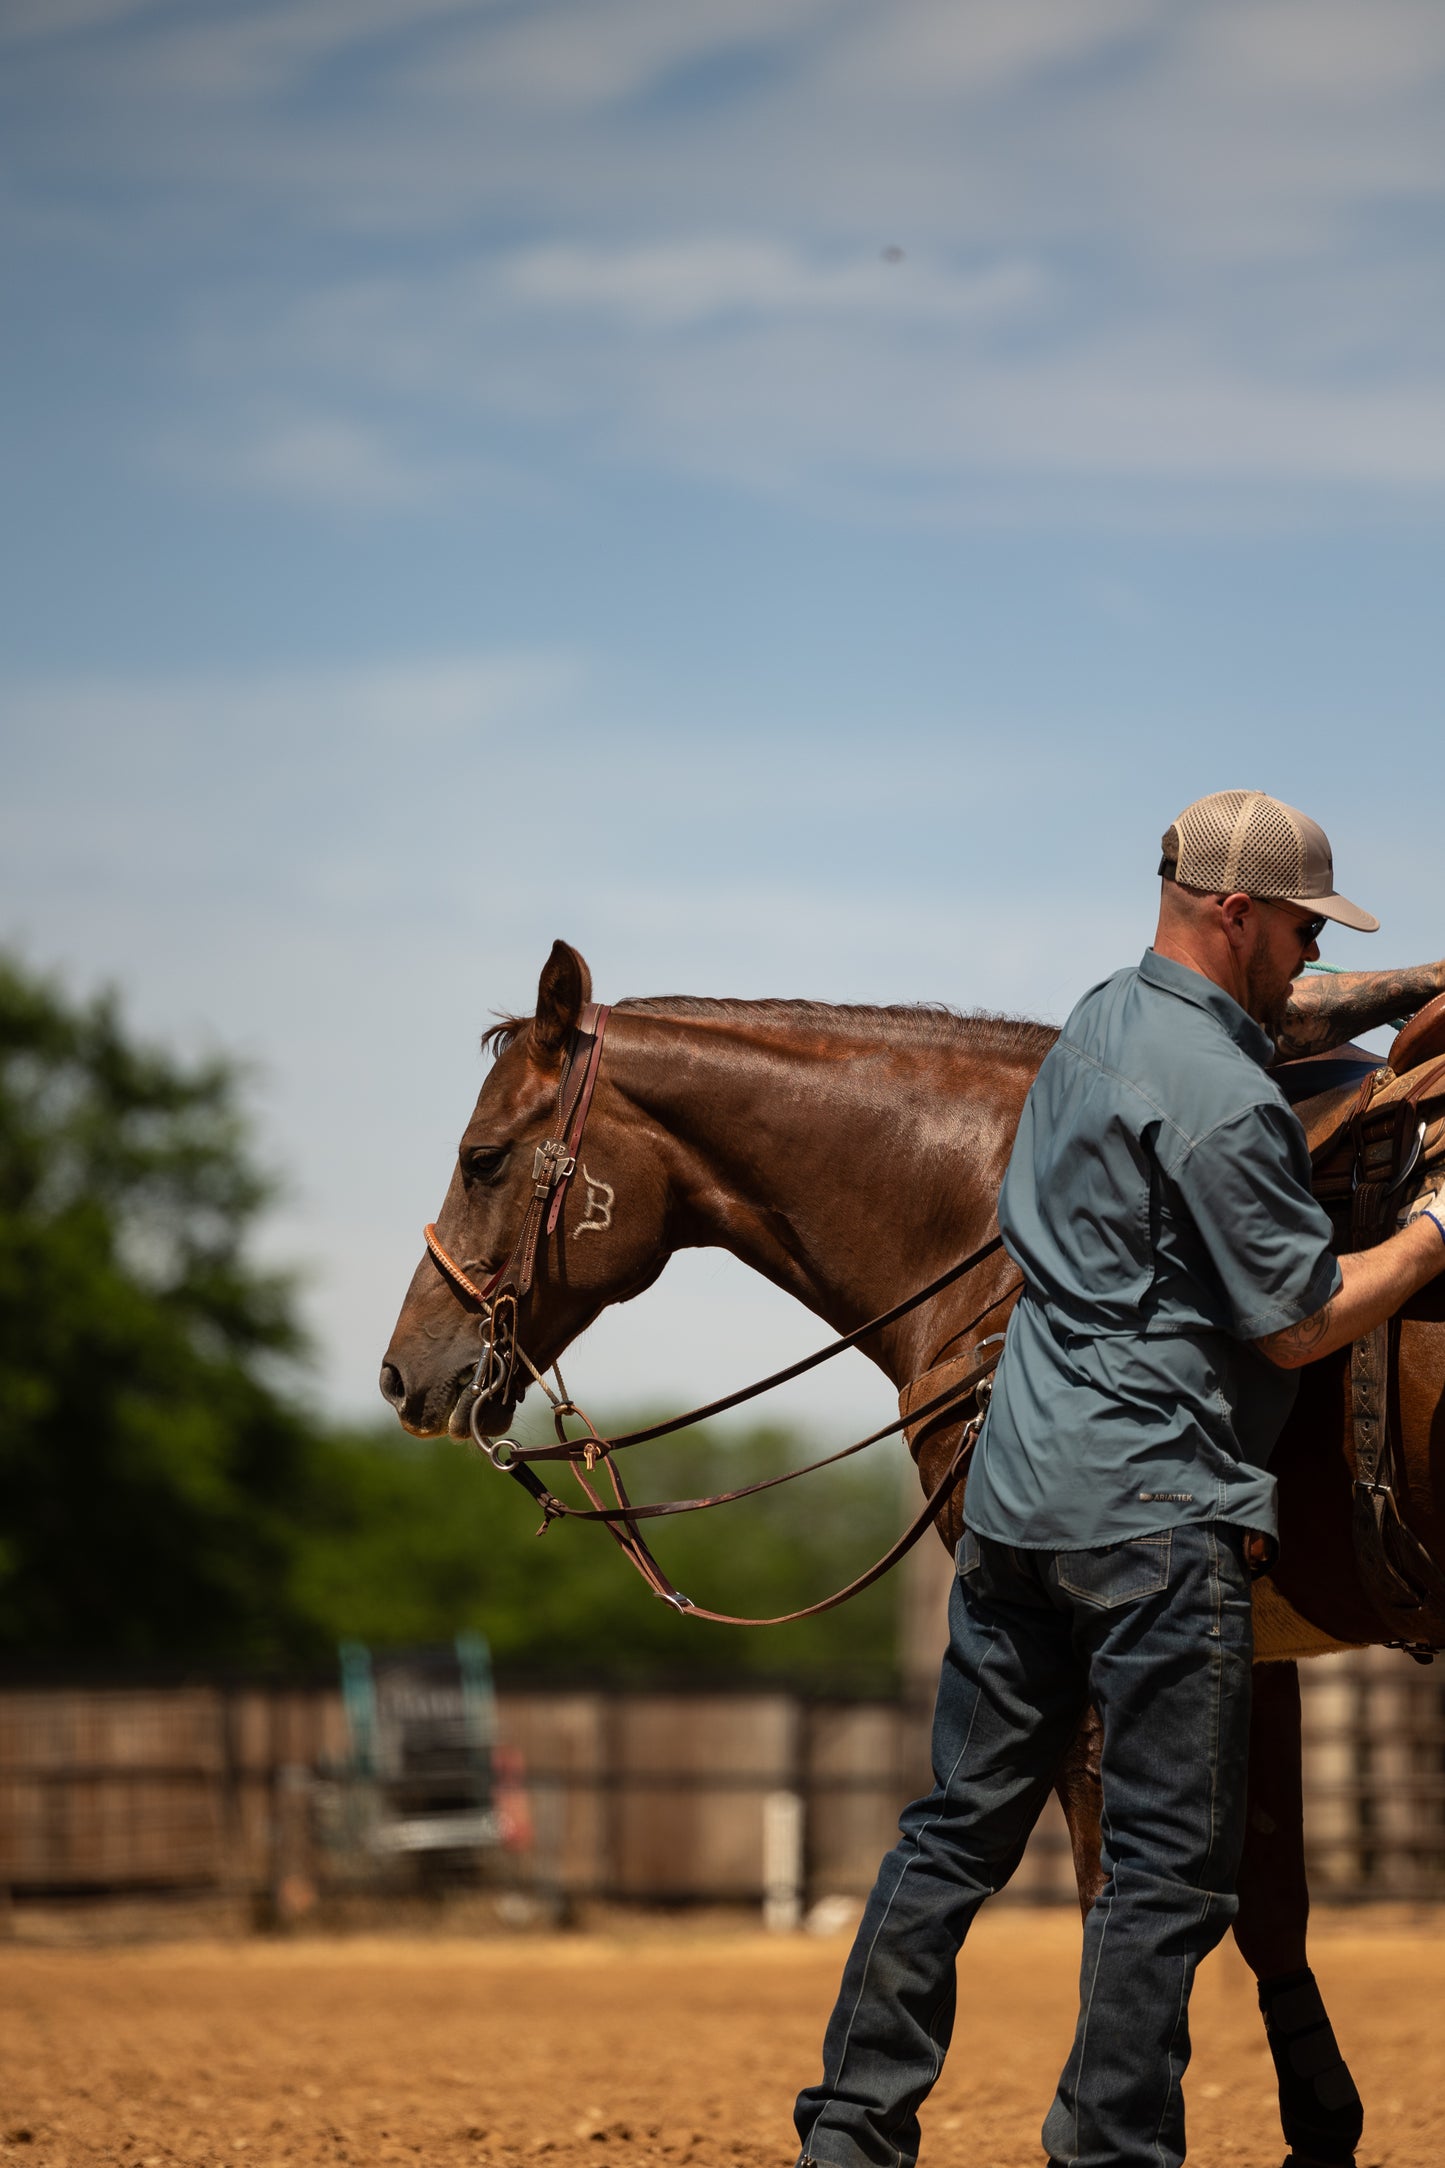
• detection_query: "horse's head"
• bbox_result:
[379,940,669,1440]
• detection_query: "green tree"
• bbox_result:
[293,1417,903,1692]
[0,954,318,1663]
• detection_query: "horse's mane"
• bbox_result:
[481,997,1057,1063]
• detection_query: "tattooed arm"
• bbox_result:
[1257,1207,1445,1369]
[1274,962,1445,1060]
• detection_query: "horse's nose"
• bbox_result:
[379,1361,407,1411]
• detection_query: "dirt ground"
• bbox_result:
[2,1908,1443,2168]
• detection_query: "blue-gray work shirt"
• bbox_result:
[964,948,1342,1549]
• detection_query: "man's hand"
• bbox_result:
[1274,962,1445,1061]
[1400,1182,1445,1235]
[1256,1209,1445,1369]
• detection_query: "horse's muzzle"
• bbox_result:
[450,1381,522,1441]
[379,1356,494,1440]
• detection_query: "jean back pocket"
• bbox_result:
[1056,1531,1172,1610]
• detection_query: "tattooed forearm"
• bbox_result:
[1257,1298,1336,1368]
[1256,1215,1445,1369]
[1274,963,1445,1060]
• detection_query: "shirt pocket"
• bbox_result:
[1056,1531,1172,1610]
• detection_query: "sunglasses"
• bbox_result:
[1277,908,1327,949]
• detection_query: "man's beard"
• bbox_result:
[1244,953,1296,1041]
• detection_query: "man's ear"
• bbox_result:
[533,940,593,1057]
[1218,891,1253,951]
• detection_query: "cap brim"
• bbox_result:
[1284,890,1380,934]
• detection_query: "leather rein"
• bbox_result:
[422,1004,1015,1626]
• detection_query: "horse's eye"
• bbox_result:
[460,1142,509,1185]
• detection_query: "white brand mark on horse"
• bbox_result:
[574,1165,614,1236]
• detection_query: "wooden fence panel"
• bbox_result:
[611,1696,796,1898]
[804,1704,915,1897]
[6,1656,1445,1909]
[496,1692,610,1895]
[1298,1647,1445,1899]
[0,1689,226,1887]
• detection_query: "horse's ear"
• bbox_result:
[533,940,592,1057]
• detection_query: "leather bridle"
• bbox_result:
[424,1000,610,1416]
[420,1003,1018,1626]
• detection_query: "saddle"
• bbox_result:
[1277,992,1445,1658]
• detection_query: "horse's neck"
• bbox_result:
[612,1011,1037,1387]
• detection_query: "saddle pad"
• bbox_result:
[1273,1045,1382,1106]
[1251,1575,1369,1663]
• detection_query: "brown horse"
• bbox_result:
[381,939,1445,2168]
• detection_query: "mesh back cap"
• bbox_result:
[1160,790,1379,933]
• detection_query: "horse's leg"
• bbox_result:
[1234,1660,1363,2168]
[1059,1671,1365,2166]
[1053,1704,1105,1916]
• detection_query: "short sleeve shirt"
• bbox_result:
[964,948,1342,1548]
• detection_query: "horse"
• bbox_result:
[381,939,1445,2168]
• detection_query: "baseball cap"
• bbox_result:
[1159,790,1379,933]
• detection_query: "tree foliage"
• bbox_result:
[295,1419,904,1691]
[0,953,902,1687]
[0,955,318,1663]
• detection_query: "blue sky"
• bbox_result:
[2,0,1443,1435]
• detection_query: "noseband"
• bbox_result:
[423,1001,611,1409]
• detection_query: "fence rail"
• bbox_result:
[4,1648,1445,1914]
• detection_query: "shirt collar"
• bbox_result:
[1137,947,1275,1069]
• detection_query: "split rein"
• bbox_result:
[422,1003,1015,1626]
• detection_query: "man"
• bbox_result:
[794,791,1445,2168]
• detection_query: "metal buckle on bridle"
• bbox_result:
[971,1333,1007,1418]
[532,1139,574,1195]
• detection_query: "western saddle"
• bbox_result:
[1275,990,1445,1658]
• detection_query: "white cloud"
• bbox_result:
[503,239,1047,331]
[1,0,486,82]
[0,0,163,45]
[823,0,1164,100]
[8,2,1445,518]
[1195,0,1445,102]
[1,653,579,906]
[162,413,447,509]
[405,0,838,112]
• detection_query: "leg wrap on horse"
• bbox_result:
[1259,1969,1363,2165]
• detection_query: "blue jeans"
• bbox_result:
[794,1522,1254,2168]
